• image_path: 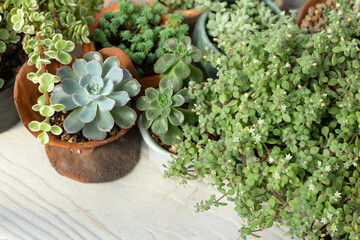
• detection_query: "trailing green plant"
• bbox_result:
[154,36,203,92]
[90,0,188,77]
[206,0,277,52]
[9,0,103,144]
[49,52,140,140]
[0,0,22,88]
[165,2,360,240]
[136,85,196,145]
[160,0,195,10]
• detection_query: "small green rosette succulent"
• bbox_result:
[136,85,196,145]
[154,36,203,92]
[51,52,141,140]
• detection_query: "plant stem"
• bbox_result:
[36,36,50,106]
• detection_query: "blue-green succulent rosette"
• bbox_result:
[51,52,141,140]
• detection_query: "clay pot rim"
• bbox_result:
[295,0,327,27]
[149,0,204,15]
[15,48,138,149]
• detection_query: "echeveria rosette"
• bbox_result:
[51,52,141,140]
[154,36,203,92]
[136,86,197,145]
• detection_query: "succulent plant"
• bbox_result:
[136,86,196,145]
[51,52,141,140]
[154,36,203,92]
[160,0,195,10]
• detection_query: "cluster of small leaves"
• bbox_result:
[206,0,277,52]
[154,36,203,92]
[160,0,195,10]
[90,0,188,77]
[0,0,22,88]
[10,0,103,144]
[165,3,360,240]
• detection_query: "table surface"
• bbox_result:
[0,1,303,239]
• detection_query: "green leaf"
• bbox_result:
[28,121,40,131]
[50,126,62,135]
[37,131,49,144]
[283,114,291,122]
[151,117,168,136]
[57,51,72,64]
[321,126,329,137]
[264,219,273,229]
[343,226,353,233]
[173,61,190,80]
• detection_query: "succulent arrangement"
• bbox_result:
[90,0,189,77]
[160,0,195,10]
[165,2,360,240]
[205,0,277,52]
[8,0,103,144]
[137,37,201,146]
[50,52,140,140]
[154,36,203,92]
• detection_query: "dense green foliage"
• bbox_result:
[50,52,140,140]
[10,0,103,144]
[206,0,277,52]
[166,2,360,240]
[91,0,188,77]
[160,0,194,10]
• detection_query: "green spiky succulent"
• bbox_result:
[51,52,141,140]
[160,0,195,10]
[136,85,196,145]
[154,36,203,92]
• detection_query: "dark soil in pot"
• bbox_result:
[149,129,177,154]
[0,42,27,133]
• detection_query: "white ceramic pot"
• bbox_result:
[138,114,176,171]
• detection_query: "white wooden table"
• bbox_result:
[0,123,296,240]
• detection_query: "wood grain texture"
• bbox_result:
[0,124,298,240]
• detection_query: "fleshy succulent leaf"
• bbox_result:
[78,101,97,123]
[108,91,130,106]
[113,78,141,97]
[62,79,83,95]
[73,59,87,77]
[111,106,137,129]
[97,96,115,112]
[63,108,85,133]
[83,52,103,64]
[151,117,168,136]
[104,66,123,85]
[85,60,102,76]
[102,57,120,78]
[96,110,114,132]
[82,120,107,140]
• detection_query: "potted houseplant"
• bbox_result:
[193,0,281,78]
[165,4,360,240]
[136,36,203,170]
[83,0,189,92]
[148,0,205,30]
[12,0,144,183]
[0,1,27,133]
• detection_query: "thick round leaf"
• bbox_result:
[164,38,177,52]
[108,91,130,106]
[189,48,203,62]
[120,67,133,80]
[104,66,123,85]
[78,101,97,123]
[136,96,150,111]
[83,52,103,64]
[189,64,203,83]
[180,36,191,46]
[151,117,168,136]
[96,111,114,132]
[85,60,102,76]
[64,108,85,133]
[173,61,191,80]
[159,77,182,92]
[111,106,137,128]
[146,108,161,120]
[57,66,79,81]
[102,57,120,78]
[162,88,173,98]
[159,124,183,145]
[142,115,153,129]
[154,54,175,73]
[82,120,107,140]
[160,107,171,117]
[57,51,72,65]
[79,74,92,88]
[28,121,40,131]
[73,93,91,106]
[39,105,55,117]
[113,78,141,97]
[145,88,159,100]
[51,126,62,135]
[62,79,83,95]
[171,94,185,107]
[97,96,115,112]
[100,80,114,95]
[72,59,87,77]
[168,108,184,126]
[37,131,49,144]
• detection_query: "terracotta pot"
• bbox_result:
[148,0,204,31]
[14,48,142,183]
[0,77,19,133]
[295,0,326,27]
[82,3,161,92]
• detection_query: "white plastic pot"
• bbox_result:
[138,114,176,171]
